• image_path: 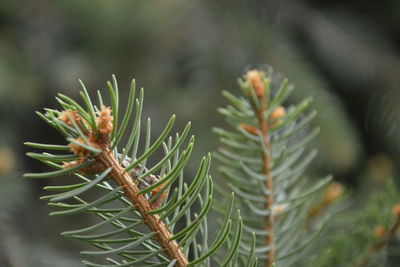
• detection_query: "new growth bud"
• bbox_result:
[63,106,114,172]
[245,70,265,99]
[69,137,91,157]
[58,110,82,126]
[269,106,286,120]
[238,123,259,135]
[323,182,344,205]
[373,225,386,238]
[94,105,113,146]
[150,179,168,209]
[97,106,113,135]
[392,204,400,216]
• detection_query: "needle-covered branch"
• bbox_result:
[24,76,247,266]
[215,68,331,266]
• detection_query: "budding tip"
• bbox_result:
[244,69,265,99]
[269,106,286,120]
[238,123,259,135]
[392,204,400,216]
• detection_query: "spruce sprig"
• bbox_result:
[214,69,332,266]
[24,76,251,266]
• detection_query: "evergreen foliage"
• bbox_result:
[24,76,251,266]
[22,71,400,267]
[310,180,400,267]
[214,69,332,266]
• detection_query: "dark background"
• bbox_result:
[1,0,400,266]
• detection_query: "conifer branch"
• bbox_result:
[58,105,188,266]
[354,204,400,267]
[215,68,331,266]
[24,76,246,266]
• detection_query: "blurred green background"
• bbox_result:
[1,0,400,266]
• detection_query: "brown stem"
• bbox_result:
[254,102,275,267]
[353,215,400,267]
[97,148,188,267]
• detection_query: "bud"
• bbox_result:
[58,110,81,126]
[150,179,168,209]
[373,225,386,238]
[269,106,286,120]
[245,70,265,99]
[323,182,344,205]
[392,204,400,216]
[96,106,113,135]
[238,123,259,135]
[69,137,90,157]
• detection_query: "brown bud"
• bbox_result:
[58,110,81,126]
[245,70,265,99]
[392,204,400,216]
[238,123,259,135]
[373,225,386,238]
[150,180,168,209]
[269,106,286,120]
[96,106,113,135]
[323,182,344,205]
[69,137,90,157]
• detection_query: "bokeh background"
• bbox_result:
[1,0,400,266]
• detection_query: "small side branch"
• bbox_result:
[353,213,400,267]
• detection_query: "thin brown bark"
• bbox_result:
[97,148,188,267]
[354,215,400,267]
[255,102,275,267]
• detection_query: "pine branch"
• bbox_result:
[24,75,249,266]
[354,205,400,267]
[27,102,188,265]
[215,68,331,266]
[309,180,400,266]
